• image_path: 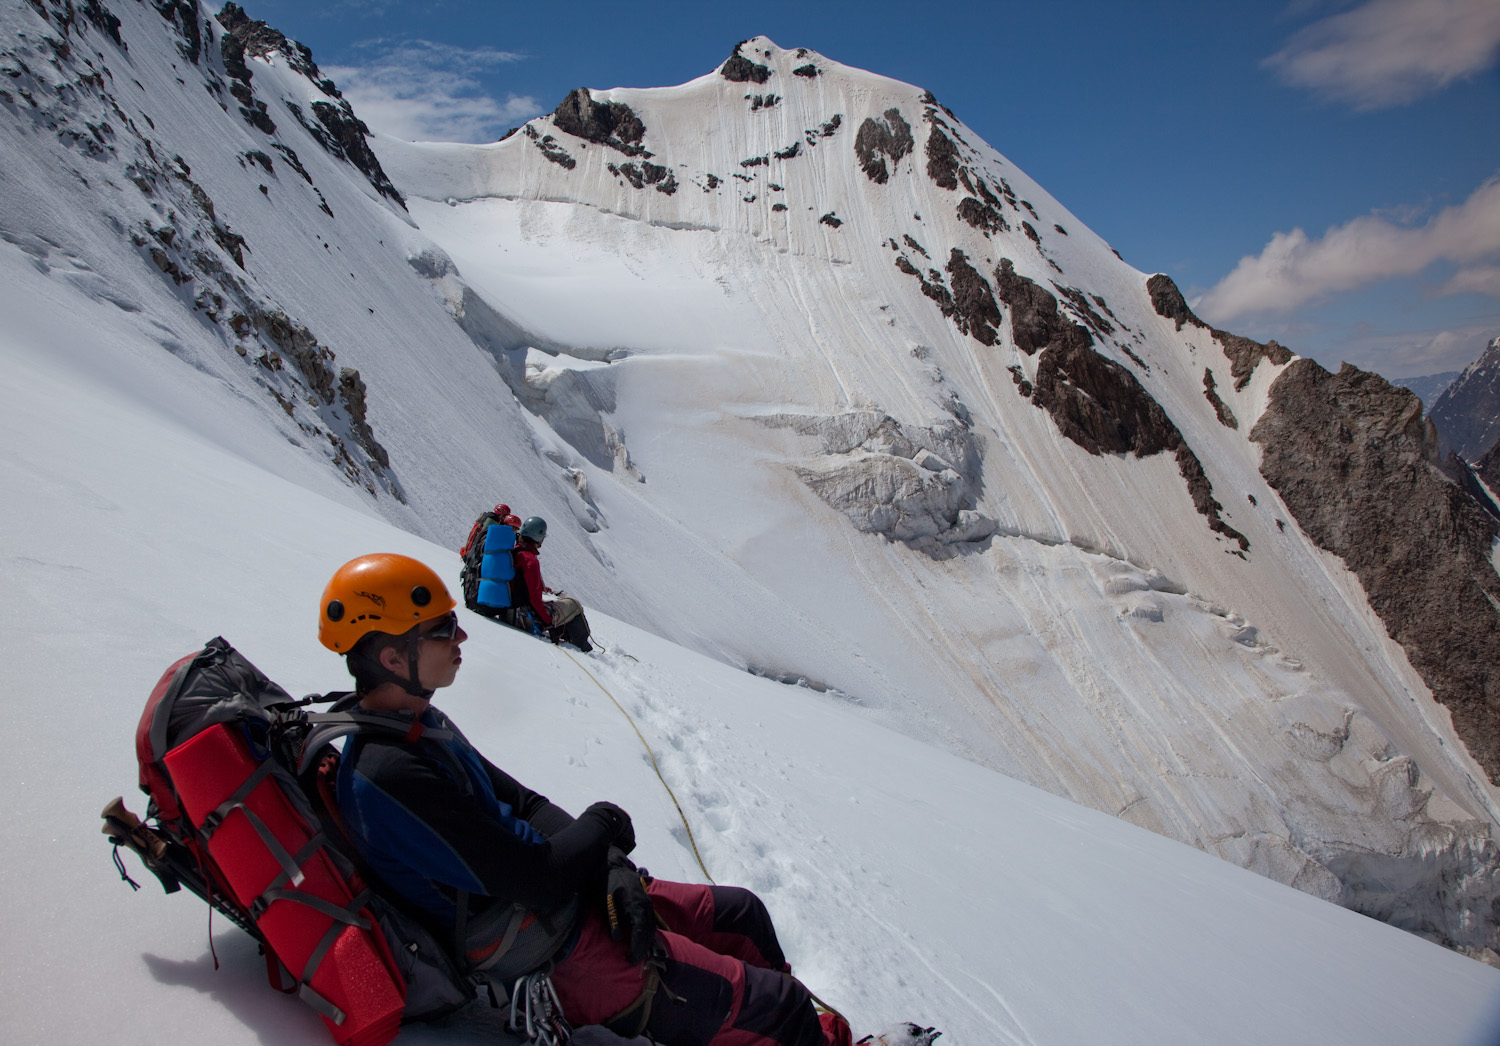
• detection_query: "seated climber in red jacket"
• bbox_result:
[513,516,594,653]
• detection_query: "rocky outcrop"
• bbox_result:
[853,108,913,184]
[551,88,648,156]
[312,101,401,200]
[1203,368,1238,428]
[338,367,389,468]
[720,42,771,84]
[891,248,1002,346]
[1479,439,1500,494]
[217,4,401,204]
[218,3,320,79]
[1146,271,1198,330]
[945,249,1001,347]
[995,259,1082,356]
[607,160,677,194]
[925,126,960,190]
[152,1,200,63]
[1146,273,1291,389]
[956,195,1007,235]
[1000,262,1247,551]
[1430,336,1500,461]
[1251,361,1500,780]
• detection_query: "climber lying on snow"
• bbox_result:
[320,554,941,1046]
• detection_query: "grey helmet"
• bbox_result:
[519,516,547,543]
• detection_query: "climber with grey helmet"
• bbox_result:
[514,516,594,652]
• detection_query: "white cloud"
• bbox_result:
[1439,265,1500,297]
[1196,175,1500,322]
[326,40,542,143]
[1338,322,1500,376]
[1266,0,1500,108]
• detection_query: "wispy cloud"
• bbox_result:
[326,40,542,143]
[1266,0,1500,108]
[1438,265,1500,297]
[1195,175,1500,322]
[1336,321,1500,376]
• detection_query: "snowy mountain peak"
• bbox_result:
[4,1,1500,988]
[1431,335,1500,460]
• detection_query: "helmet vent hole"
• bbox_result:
[411,585,431,607]
[326,600,344,622]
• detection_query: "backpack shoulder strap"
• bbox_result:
[294,710,456,774]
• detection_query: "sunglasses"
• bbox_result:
[421,612,460,642]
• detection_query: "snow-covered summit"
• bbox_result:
[362,35,1500,958]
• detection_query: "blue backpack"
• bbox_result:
[475,522,518,612]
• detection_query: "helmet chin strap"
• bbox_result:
[401,628,434,699]
[356,627,434,700]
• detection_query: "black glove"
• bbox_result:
[603,847,656,965]
[585,799,635,854]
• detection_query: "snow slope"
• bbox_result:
[1,0,1496,965]
[4,229,1500,1046]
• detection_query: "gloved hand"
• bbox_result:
[603,847,656,965]
[584,801,636,854]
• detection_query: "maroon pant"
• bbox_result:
[549,879,849,1046]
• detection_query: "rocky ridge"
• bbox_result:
[1251,362,1500,783]
[1,0,400,497]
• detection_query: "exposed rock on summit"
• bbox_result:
[720,42,771,84]
[217,4,402,204]
[1251,361,1500,780]
[551,88,648,156]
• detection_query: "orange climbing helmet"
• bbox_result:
[318,553,456,652]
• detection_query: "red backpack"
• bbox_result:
[104,638,473,1045]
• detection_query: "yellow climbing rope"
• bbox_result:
[558,647,852,1031]
[559,647,716,885]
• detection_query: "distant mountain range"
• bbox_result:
[1391,370,1459,407]
[1431,337,1500,462]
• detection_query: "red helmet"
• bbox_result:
[494,503,511,516]
[502,514,521,528]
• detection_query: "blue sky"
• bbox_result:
[239,0,1500,380]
